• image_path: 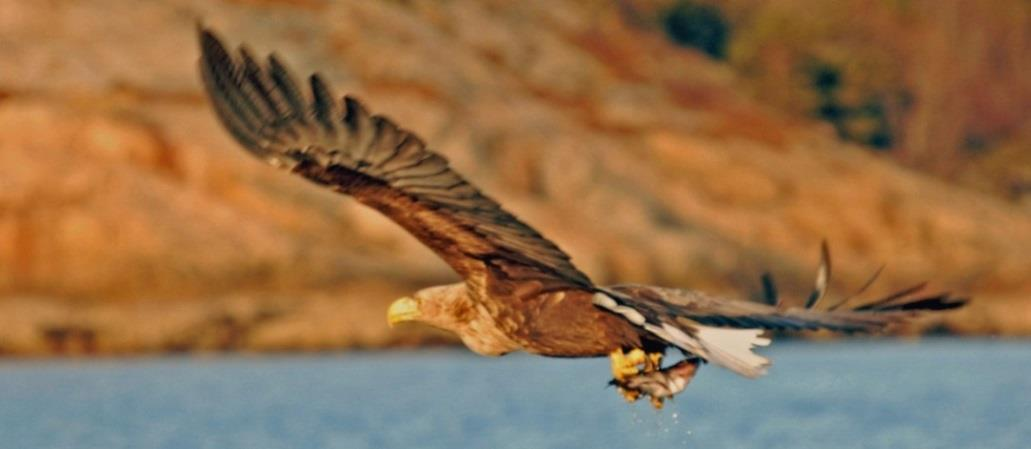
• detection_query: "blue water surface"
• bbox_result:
[0,339,1028,449]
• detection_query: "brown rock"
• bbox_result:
[0,0,1028,356]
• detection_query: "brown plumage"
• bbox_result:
[198,28,967,401]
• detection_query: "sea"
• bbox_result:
[0,339,1028,449]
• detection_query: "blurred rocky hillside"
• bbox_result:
[630,0,1031,201]
[1,0,1028,356]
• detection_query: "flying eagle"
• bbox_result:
[198,28,966,408]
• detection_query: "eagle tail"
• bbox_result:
[594,291,773,378]
[670,323,771,378]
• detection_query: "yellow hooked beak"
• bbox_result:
[387,297,420,327]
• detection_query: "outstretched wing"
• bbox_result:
[603,283,965,333]
[594,252,966,378]
[198,28,592,292]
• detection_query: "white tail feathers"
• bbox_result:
[593,291,773,378]
[693,325,771,378]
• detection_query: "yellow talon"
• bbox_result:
[650,396,665,409]
[624,348,647,368]
[646,352,663,372]
[610,348,639,381]
[611,348,665,382]
[611,349,672,407]
[618,387,640,403]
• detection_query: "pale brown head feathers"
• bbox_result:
[388,283,471,332]
[387,282,520,356]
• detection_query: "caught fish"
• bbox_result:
[610,358,701,409]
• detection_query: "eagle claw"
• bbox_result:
[610,358,700,409]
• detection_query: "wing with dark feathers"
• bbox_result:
[603,283,966,333]
[197,28,592,291]
[594,279,964,378]
[601,242,965,333]
[592,244,967,377]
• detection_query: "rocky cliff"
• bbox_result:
[1,0,1027,355]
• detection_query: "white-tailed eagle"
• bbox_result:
[198,28,966,408]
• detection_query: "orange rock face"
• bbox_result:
[0,0,1027,355]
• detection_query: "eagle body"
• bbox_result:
[501,288,656,358]
[198,28,967,402]
[409,280,653,357]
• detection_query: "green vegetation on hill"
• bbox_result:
[643,0,1029,203]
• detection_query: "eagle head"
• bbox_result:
[387,282,520,356]
[387,283,470,332]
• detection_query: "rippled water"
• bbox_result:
[1,340,1028,449]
